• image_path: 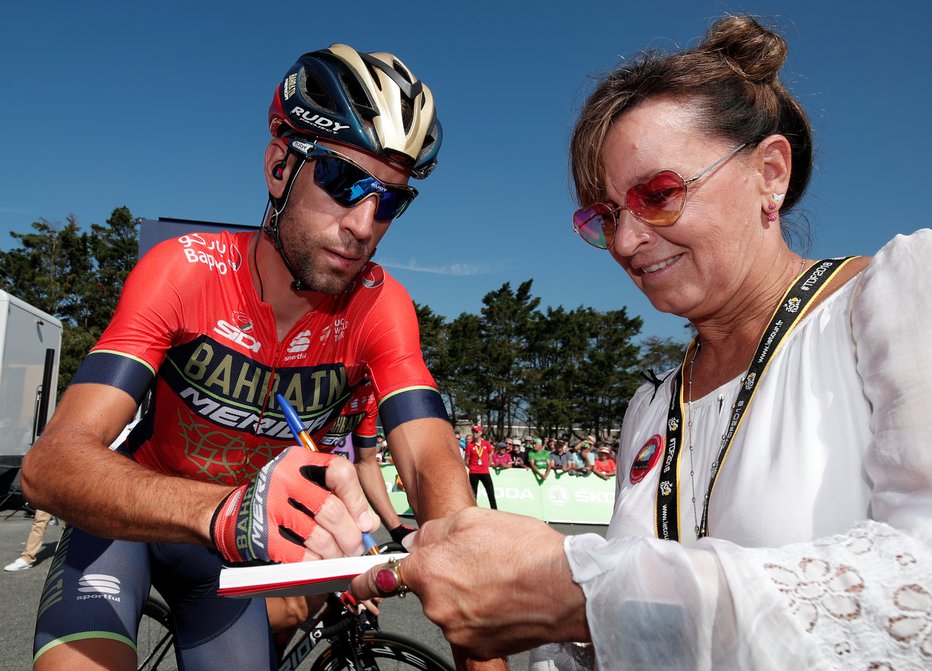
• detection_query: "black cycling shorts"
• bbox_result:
[34,524,276,669]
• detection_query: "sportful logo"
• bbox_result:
[76,574,122,602]
[287,330,312,354]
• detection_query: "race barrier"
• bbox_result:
[380,465,615,525]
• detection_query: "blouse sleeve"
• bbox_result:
[558,230,932,670]
[566,521,932,670]
[852,229,932,547]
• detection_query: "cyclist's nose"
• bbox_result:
[341,196,380,242]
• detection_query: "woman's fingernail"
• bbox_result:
[401,530,418,550]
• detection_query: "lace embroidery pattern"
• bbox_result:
[762,521,932,668]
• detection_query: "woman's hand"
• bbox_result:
[350,508,589,659]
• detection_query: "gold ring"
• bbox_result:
[374,558,409,598]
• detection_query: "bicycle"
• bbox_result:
[136,548,453,671]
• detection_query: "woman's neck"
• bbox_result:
[688,252,808,397]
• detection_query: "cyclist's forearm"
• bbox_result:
[356,454,401,529]
[388,417,474,522]
[20,383,226,545]
[23,427,226,545]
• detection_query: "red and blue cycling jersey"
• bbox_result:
[73,230,445,486]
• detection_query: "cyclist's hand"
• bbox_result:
[210,445,376,563]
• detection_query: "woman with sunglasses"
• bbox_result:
[353,15,932,669]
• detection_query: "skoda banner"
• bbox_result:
[381,465,614,525]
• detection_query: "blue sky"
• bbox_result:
[1,1,928,342]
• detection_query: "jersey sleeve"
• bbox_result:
[351,388,379,449]
[70,237,203,402]
[353,272,448,434]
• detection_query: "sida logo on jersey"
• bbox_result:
[213,319,261,353]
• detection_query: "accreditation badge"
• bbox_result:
[630,434,664,485]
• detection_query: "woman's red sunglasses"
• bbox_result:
[572,144,747,249]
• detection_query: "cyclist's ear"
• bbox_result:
[265,139,292,198]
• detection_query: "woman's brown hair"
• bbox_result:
[570,15,812,218]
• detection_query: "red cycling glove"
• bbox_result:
[210,446,337,564]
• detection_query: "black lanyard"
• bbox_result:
[655,257,857,541]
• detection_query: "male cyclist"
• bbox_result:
[23,44,477,670]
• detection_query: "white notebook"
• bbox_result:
[218,552,408,598]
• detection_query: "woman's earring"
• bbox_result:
[767,193,784,222]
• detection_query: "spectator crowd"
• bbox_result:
[448,431,618,480]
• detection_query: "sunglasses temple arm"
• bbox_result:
[688,143,748,184]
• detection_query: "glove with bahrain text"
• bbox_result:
[210,446,338,563]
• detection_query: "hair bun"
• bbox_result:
[699,15,787,84]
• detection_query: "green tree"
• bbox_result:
[523,306,587,438]
[476,280,539,439]
[414,302,446,379]
[0,216,93,323]
[576,308,643,440]
[0,207,140,396]
[639,335,689,374]
[88,206,139,328]
[440,312,484,426]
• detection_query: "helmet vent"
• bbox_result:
[390,59,413,84]
[299,68,337,114]
[363,62,385,91]
[360,52,421,100]
[340,73,378,120]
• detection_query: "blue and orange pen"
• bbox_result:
[275,393,379,555]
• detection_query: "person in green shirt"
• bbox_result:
[527,437,552,483]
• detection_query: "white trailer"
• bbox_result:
[0,291,61,493]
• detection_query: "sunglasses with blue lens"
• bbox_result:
[288,139,418,222]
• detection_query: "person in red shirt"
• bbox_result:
[592,445,617,479]
[491,441,514,471]
[464,426,497,509]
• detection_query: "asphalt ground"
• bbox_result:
[0,507,605,670]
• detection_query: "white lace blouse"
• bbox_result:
[561,230,932,670]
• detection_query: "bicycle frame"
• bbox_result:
[277,593,376,671]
